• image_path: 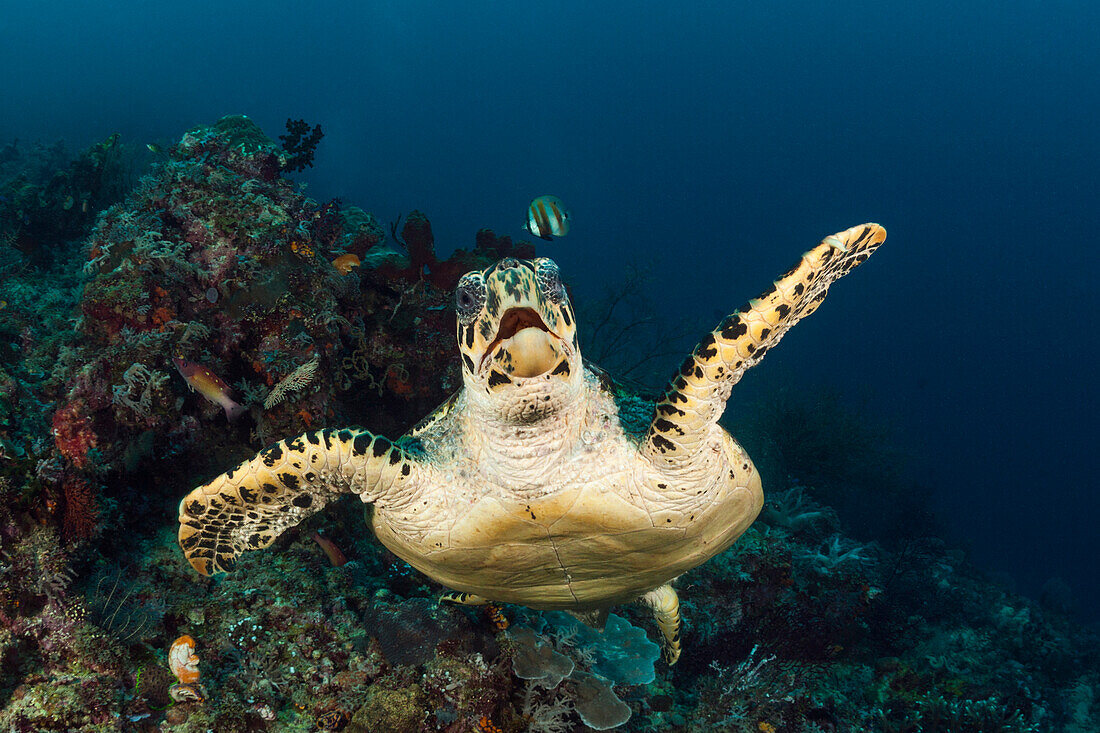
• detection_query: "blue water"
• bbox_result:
[2,0,1096,625]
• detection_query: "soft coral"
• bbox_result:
[51,402,97,469]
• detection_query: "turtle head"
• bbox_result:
[455,257,583,420]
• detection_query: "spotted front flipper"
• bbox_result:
[178,428,420,575]
[643,223,886,464]
[641,584,682,665]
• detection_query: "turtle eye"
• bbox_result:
[537,261,566,304]
[455,274,485,324]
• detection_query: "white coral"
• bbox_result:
[263,357,320,409]
[761,485,836,532]
[521,683,573,733]
[798,534,877,573]
[112,363,168,416]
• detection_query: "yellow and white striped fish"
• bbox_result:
[524,195,571,241]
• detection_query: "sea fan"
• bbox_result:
[84,565,164,644]
[264,356,320,409]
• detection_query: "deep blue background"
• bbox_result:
[2,1,1096,621]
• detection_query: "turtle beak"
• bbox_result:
[481,307,567,377]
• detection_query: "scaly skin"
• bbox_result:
[378,364,761,612]
[178,428,419,576]
[178,227,886,664]
[644,223,887,466]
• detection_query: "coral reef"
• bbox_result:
[0,134,135,266]
[0,115,1097,731]
[507,611,660,730]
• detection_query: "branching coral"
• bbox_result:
[798,534,878,574]
[520,684,573,733]
[110,363,167,417]
[699,644,794,728]
[337,334,408,397]
[233,379,270,409]
[761,484,837,534]
[0,526,75,609]
[263,356,320,409]
[173,320,211,346]
[575,261,702,387]
[709,644,777,704]
[278,118,324,172]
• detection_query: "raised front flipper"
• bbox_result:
[644,223,886,464]
[178,428,420,575]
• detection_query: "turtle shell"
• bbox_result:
[370,399,763,610]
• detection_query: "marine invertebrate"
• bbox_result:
[42,113,429,499]
[511,626,574,688]
[798,534,877,573]
[84,565,162,643]
[709,645,777,702]
[168,634,200,684]
[331,253,360,274]
[761,484,837,534]
[263,356,320,409]
[278,118,324,172]
[520,686,572,733]
[51,402,97,468]
[570,671,631,730]
[701,645,789,727]
[507,613,654,730]
[2,114,1095,732]
[316,710,350,730]
[399,209,435,274]
[110,363,167,417]
[60,475,98,542]
[174,320,210,346]
[168,683,204,704]
[134,664,173,710]
[360,597,465,667]
[0,134,129,266]
[2,526,76,607]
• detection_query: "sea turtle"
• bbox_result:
[178,222,886,663]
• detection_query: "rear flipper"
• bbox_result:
[178,428,419,576]
[641,583,683,665]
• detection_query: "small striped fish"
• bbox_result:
[524,195,571,241]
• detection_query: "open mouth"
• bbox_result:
[480,307,562,376]
[495,308,548,341]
